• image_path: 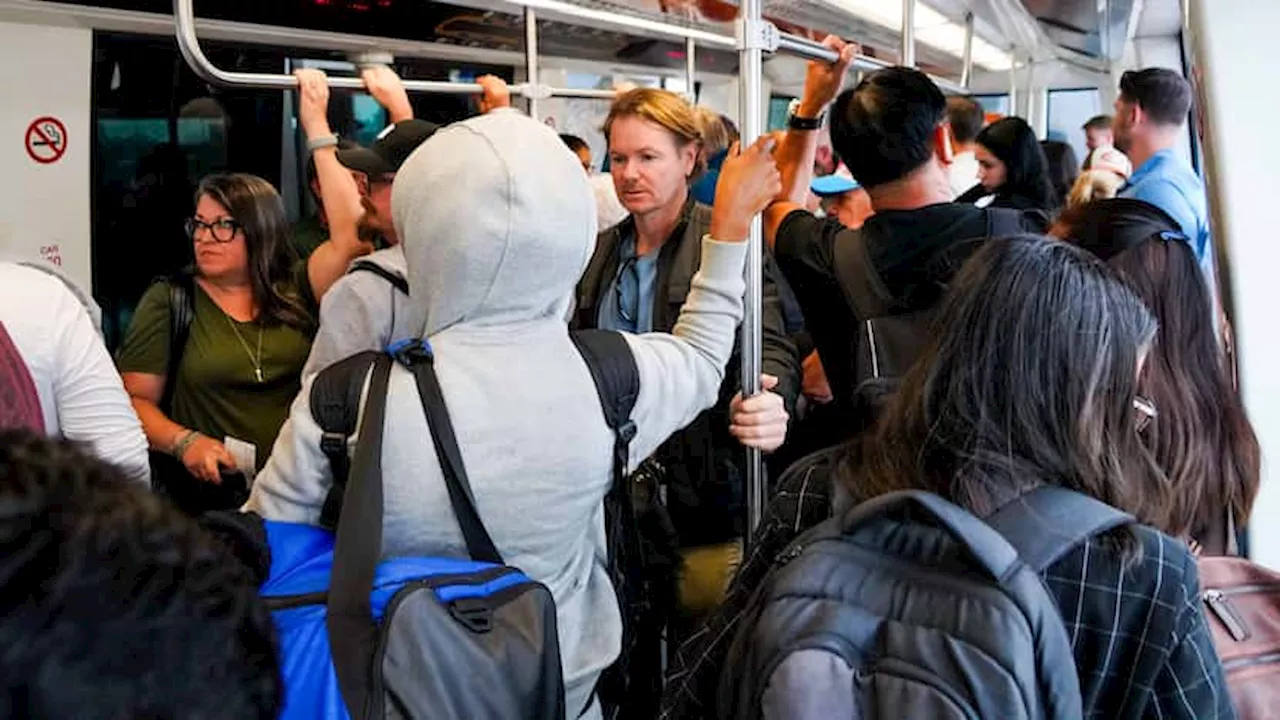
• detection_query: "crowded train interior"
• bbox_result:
[0,0,1277,717]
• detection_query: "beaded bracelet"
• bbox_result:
[171,429,201,460]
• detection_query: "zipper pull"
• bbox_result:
[1204,589,1251,642]
[775,543,805,566]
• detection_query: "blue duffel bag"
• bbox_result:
[259,342,567,719]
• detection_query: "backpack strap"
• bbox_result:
[161,272,195,414]
[349,258,409,295]
[309,350,385,530]
[326,351,394,719]
[985,486,1135,572]
[569,329,641,718]
[985,206,1033,238]
[830,227,891,320]
[569,329,640,478]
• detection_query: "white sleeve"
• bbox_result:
[52,291,151,485]
[623,237,747,469]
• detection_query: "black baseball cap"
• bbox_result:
[336,119,439,177]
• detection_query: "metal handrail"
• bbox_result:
[173,0,615,98]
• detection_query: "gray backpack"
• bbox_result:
[718,486,1133,720]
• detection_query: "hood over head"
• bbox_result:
[391,109,597,337]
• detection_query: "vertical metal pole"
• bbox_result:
[1008,57,1019,116]
[686,37,697,103]
[960,12,975,88]
[901,0,916,67]
[525,6,540,120]
[738,0,766,540]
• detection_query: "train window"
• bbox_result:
[974,94,1011,118]
[1047,88,1102,166]
[768,96,795,132]
[92,32,290,350]
[89,31,513,351]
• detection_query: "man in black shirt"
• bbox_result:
[721,37,1040,414]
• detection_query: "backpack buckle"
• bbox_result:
[319,432,346,456]
[448,597,494,634]
[619,420,637,444]
[388,338,433,367]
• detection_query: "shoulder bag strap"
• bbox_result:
[397,340,503,565]
[162,272,194,413]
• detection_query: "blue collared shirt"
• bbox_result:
[596,230,660,334]
[1120,149,1213,270]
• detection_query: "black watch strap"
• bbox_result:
[788,113,825,131]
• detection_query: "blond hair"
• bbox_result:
[1067,170,1126,208]
[604,87,703,149]
[695,106,732,154]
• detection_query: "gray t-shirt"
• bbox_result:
[302,246,414,379]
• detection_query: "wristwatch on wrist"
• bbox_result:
[306,134,340,152]
[787,112,825,131]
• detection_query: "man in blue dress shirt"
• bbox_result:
[1113,68,1214,276]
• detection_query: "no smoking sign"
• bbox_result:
[25,116,68,165]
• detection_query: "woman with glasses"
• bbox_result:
[117,173,317,514]
[1052,198,1259,556]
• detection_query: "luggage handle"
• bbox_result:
[840,490,1022,582]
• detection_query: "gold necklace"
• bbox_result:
[224,312,265,383]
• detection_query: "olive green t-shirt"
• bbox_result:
[117,278,315,470]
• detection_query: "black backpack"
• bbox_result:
[832,208,1029,385]
[311,330,648,718]
[719,485,1134,720]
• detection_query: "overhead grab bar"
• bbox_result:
[172,0,616,99]
[175,0,965,96]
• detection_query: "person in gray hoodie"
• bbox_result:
[295,69,513,378]
[245,107,782,717]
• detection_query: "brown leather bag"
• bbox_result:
[1198,519,1280,719]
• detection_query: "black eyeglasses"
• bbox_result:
[614,255,639,326]
[185,217,242,243]
[1134,395,1158,433]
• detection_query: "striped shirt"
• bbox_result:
[660,459,1235,719]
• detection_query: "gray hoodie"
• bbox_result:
[245,109,746,717]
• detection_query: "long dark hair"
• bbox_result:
[195,174,313,332]
[1040,139,1079,207]
[851,235,1164,527]
[1054,200,1260,551]
[977,118,1059,211]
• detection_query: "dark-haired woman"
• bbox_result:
[118,173,318,514]
[1053,197,1259,556]
[957,117,1059,221]
[1041,138,1080,208]
[661,234,1234,720]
